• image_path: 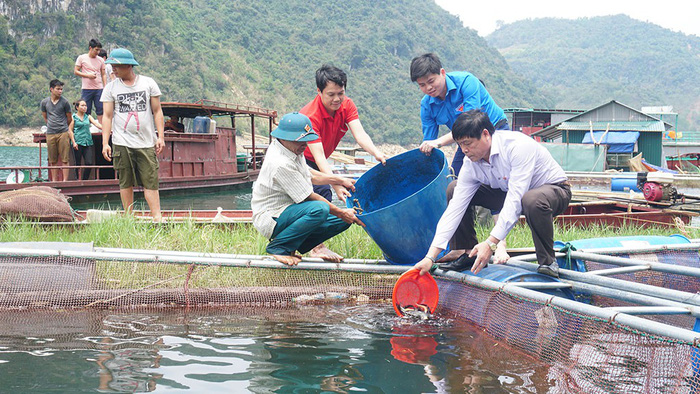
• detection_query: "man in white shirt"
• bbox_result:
[414,109,571,277]
[100,48,165,222]
[251,112,364,266]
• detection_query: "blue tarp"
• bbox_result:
[581,131,640,153]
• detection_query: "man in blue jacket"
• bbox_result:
[410,53,509,177]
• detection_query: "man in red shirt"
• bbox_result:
[300,64,386,261]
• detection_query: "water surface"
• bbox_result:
[0,305,550,393]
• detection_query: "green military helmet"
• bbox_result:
[271,112,318,142]
[105,48,139,66]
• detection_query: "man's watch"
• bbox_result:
[485,239,497,252]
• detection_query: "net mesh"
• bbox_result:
[575,248,700,330]
[581,248,700,294]
[0,251,699,393]
[0,186,75,222]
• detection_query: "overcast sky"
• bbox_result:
[435,0,699,37]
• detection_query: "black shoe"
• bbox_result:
[537,262,560,278]
[439,253,477,272]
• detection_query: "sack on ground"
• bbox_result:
[0,186,74,222]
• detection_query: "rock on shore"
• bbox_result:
[0,127,39,147]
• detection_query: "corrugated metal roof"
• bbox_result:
[503,107,585,114]
[533,100,673,140]
[557,121,668,132]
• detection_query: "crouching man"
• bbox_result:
[414,109,571,278]
[251,112,365,266]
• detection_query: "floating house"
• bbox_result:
[532,100,673,169]
[503,107,585,136]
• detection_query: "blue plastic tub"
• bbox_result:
[347,149,451,264]
[193,116,211,134]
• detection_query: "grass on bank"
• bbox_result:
[1,215,698,259]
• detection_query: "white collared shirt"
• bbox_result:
[251,139,313,238]
[431,131,567,249]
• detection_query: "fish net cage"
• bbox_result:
[0,248,699,393]
[563,245,700,331]
[574,247,700,293]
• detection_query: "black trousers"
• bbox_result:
[73,144,95,180]
[447,181,571,266]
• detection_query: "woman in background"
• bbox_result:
[69,99,102,179]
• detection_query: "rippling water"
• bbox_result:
[0,305,552,393]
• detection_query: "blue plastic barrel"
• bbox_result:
[555,235,690,272]
[347,149,451,264]
[193,116,210,134]
[611,176,641,192]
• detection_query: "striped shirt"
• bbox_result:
[251,139,313,238]
[431,131,567,249]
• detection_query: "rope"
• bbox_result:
[558,242,577,270]
[83,272,188,308]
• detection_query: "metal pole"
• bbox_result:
[251,114,256,170]
[507,259,700,308]
[569,250,700,278]
[437,270,700,344]
[0,247,405,274]
[560,243,700,256]
[510,247,700,278]
[96,246,389,265]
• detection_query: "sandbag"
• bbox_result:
[0,186,75,222]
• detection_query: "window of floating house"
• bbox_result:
[582,131,640,170]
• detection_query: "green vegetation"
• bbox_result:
[0,0,548,143]
[1,216,696,258]
[487,14,700,130]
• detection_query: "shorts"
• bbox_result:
[81,89,104,116]
[46,132,71,164]
[112,144,160,190]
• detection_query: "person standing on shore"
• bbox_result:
[251,112,364,266]
[75,39,107,123]
[69,99,102,180]
[40,79,73,181]
[100,48,165,222]
[299,64,386,262]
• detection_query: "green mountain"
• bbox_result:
[0,0,548,144]
[487,14,700,130]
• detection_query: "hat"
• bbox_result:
[271,112,318,142]
[105,48,139,66]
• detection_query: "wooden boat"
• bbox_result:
[66,200,694,229]
[551,201,695,228]
[0,100,277,199]
[666,153,700,173]
[74,208,254,224]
